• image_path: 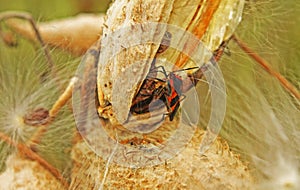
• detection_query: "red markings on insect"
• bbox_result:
[130,66,197,121]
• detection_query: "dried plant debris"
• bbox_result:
[0,155,65,190]
[5,13,104,55]
[23,108,49,127]
[70,128,253,190]
[96,0,245,126]
[96,0,175,124]
[1,0,298,190]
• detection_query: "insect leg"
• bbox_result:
[180,94,186,101]
[149,65,168,78]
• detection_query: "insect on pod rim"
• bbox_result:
[72,22,227,168]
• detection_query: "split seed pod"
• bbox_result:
[96,0,245,125]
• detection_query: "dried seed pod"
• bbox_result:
[5,13,104,55]
[23,108,49,126]
[96,0,245,125]
[166,0,245,69]
[97,0,175,124]
[70,127,253,189]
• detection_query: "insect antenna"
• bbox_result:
[172,66,200,74]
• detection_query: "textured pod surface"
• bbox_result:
[70,127,253,190]
[0,155,65,190]
[96,0,245,124]
[5,13,104,55]
[97,0,175,124]
[161,0,244,70]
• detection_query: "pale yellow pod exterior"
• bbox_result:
[160,0,245,70]
[97,0,175,124]
[97,0,245,124]
[201,0,244,51]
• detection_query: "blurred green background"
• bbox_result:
[0,0,110,175]
[0,0,111,18]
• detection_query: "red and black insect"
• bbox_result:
[130,66,198,121]
[129,30,212,122]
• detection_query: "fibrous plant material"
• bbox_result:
[70,128,253,190]
[0,28,75,189]
[96,0,244,127]
[1,0,299,189]
[0,155,65,190]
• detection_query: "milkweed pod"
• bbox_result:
[97,0,245,125]
[5,13,104,55]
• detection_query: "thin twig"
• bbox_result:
[0,12,78,145]
[232,34,300,100]
[49,77,78,118]
[0,131,69,188]
[29,77,78,145]
[0,11,54,74]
